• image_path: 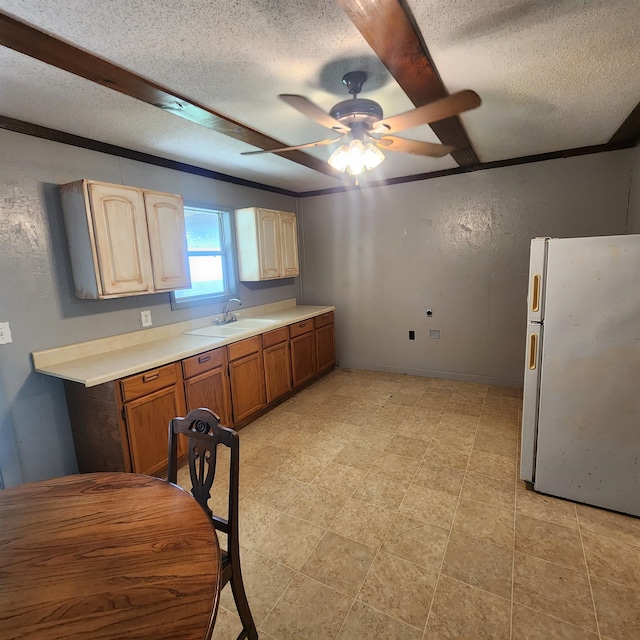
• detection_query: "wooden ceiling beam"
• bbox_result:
[609,102,640,147]
[337,0,480,167]
[0,11,344,180]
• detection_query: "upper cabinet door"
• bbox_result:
[257,208,282,280]
[279,212,299,277]
[143,191,191,291]
[88,183,153,296]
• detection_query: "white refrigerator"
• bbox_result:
[520,234,640,517]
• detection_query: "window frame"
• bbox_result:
[170,204,238,310]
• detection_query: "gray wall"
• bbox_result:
[0,129,298,488]
[628,145,640,233]
[298,150,633,387]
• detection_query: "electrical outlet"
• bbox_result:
[429,329,441,339]
[140,310,152,327]
[0,322,12,344]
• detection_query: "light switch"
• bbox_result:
[0,322,12,344]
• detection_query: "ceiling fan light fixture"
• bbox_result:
[328,139,384,175]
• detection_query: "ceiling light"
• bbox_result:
[328,139,385,176]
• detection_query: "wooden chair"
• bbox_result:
[168,408,258,640]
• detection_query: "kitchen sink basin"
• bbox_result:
[184,317,277,339]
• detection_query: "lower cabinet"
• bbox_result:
[262,327,292,403]
[182,347,232,427]
[228,336,266,423]
[290,319,317,388]
[315,311,336,374]
[64,312,336,475]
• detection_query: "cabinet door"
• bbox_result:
[280,212,299,277]
[87,182,153,296]
[316,323,336,374]
[290,331,317,388]
[264,341,292,403]
[257,209,282,279]
[229,352,266,423]
[184,367,233,427]
[124,383,185,476]
[144,191,191,291]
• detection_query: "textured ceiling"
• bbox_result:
[1,0,638,192]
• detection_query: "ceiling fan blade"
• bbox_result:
[241,136,343,156]
[279,95,351,133]
[372,90,481,134]
[376,136,455,158]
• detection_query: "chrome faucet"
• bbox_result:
[216,298,241,325]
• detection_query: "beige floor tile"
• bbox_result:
[219,550,295,628]
[399,484,458,529]
[352,471,408,511]
[591,576,640,640]
[387,391,422,406]
[446,397,484,416]
[336,601,423,639]
[348,397,385,414]
[333,441,380,471]
[441,531,513,599]
[513,551,597,632]
[352,425,395,450]
[382,513,449,568]
[276,451,327,484]
[396,420,438,443]
[330,497,393,549]
[375,402,412,420]
[212,605,245,640]
[300,531,376,596]
[461,470,515,511]
[403,406,444,426]
[247,473,307,511]
[515,513,586,572]
[467,449,516,483]
[413,461,465,495]
[270,428,314,451]
[297,415,332,435]
[577,503,640,548]
[425,575,510,639]
[243,445,292,472]
[286,484,348,528]
[511,603,598,639]
[516,487,578,529]
[357,550,438,629]
[261,573,353,640]
[238,497,282,548]
[312,462,366,497]
[317,419,357,442]
[432,428,475,453]
[370,451,421,484]
[299,437,347,464]
[336,408,371,427]
[473,429,518,457]
[257,513,325,570]
[423,440,471,470]
[383,434,430,460]
[582,530,640,588]
[453,498,515,548]
[238,464,273,499]
[311,403,350,420]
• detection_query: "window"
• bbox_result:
[171,206,238,309]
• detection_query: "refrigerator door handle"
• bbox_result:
[528,332,538,369]
[531,274,541,313]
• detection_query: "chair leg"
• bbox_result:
[231,569,258,640]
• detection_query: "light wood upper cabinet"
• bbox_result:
[60,179,191,299]
[235,207,299,281]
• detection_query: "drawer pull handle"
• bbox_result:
[300,322,306,327]
[143,373,159,383]
[198,355,211,363]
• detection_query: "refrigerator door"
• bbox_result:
[527,238,549,323]
[520,323,543,482]
[534,234,640,516]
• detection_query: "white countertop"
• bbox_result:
[32,301,334,387]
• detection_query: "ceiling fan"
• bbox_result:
[242,71,481,177]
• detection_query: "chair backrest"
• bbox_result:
[168,408,240,540]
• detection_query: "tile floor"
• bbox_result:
[177,368,640,640]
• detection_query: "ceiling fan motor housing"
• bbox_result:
[329,99,383,129]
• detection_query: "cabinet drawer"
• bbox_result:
[289,319,313,338]
[182,348,225,379]
[314,311,334,329]
[262,326,288,349]
[120,364,177,402]
[227,336,261,362]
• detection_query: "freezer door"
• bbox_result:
[527,238,548,323]
[534,234,640,516]
[520,323,543,482]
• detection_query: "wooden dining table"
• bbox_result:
[0,472,221,640]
